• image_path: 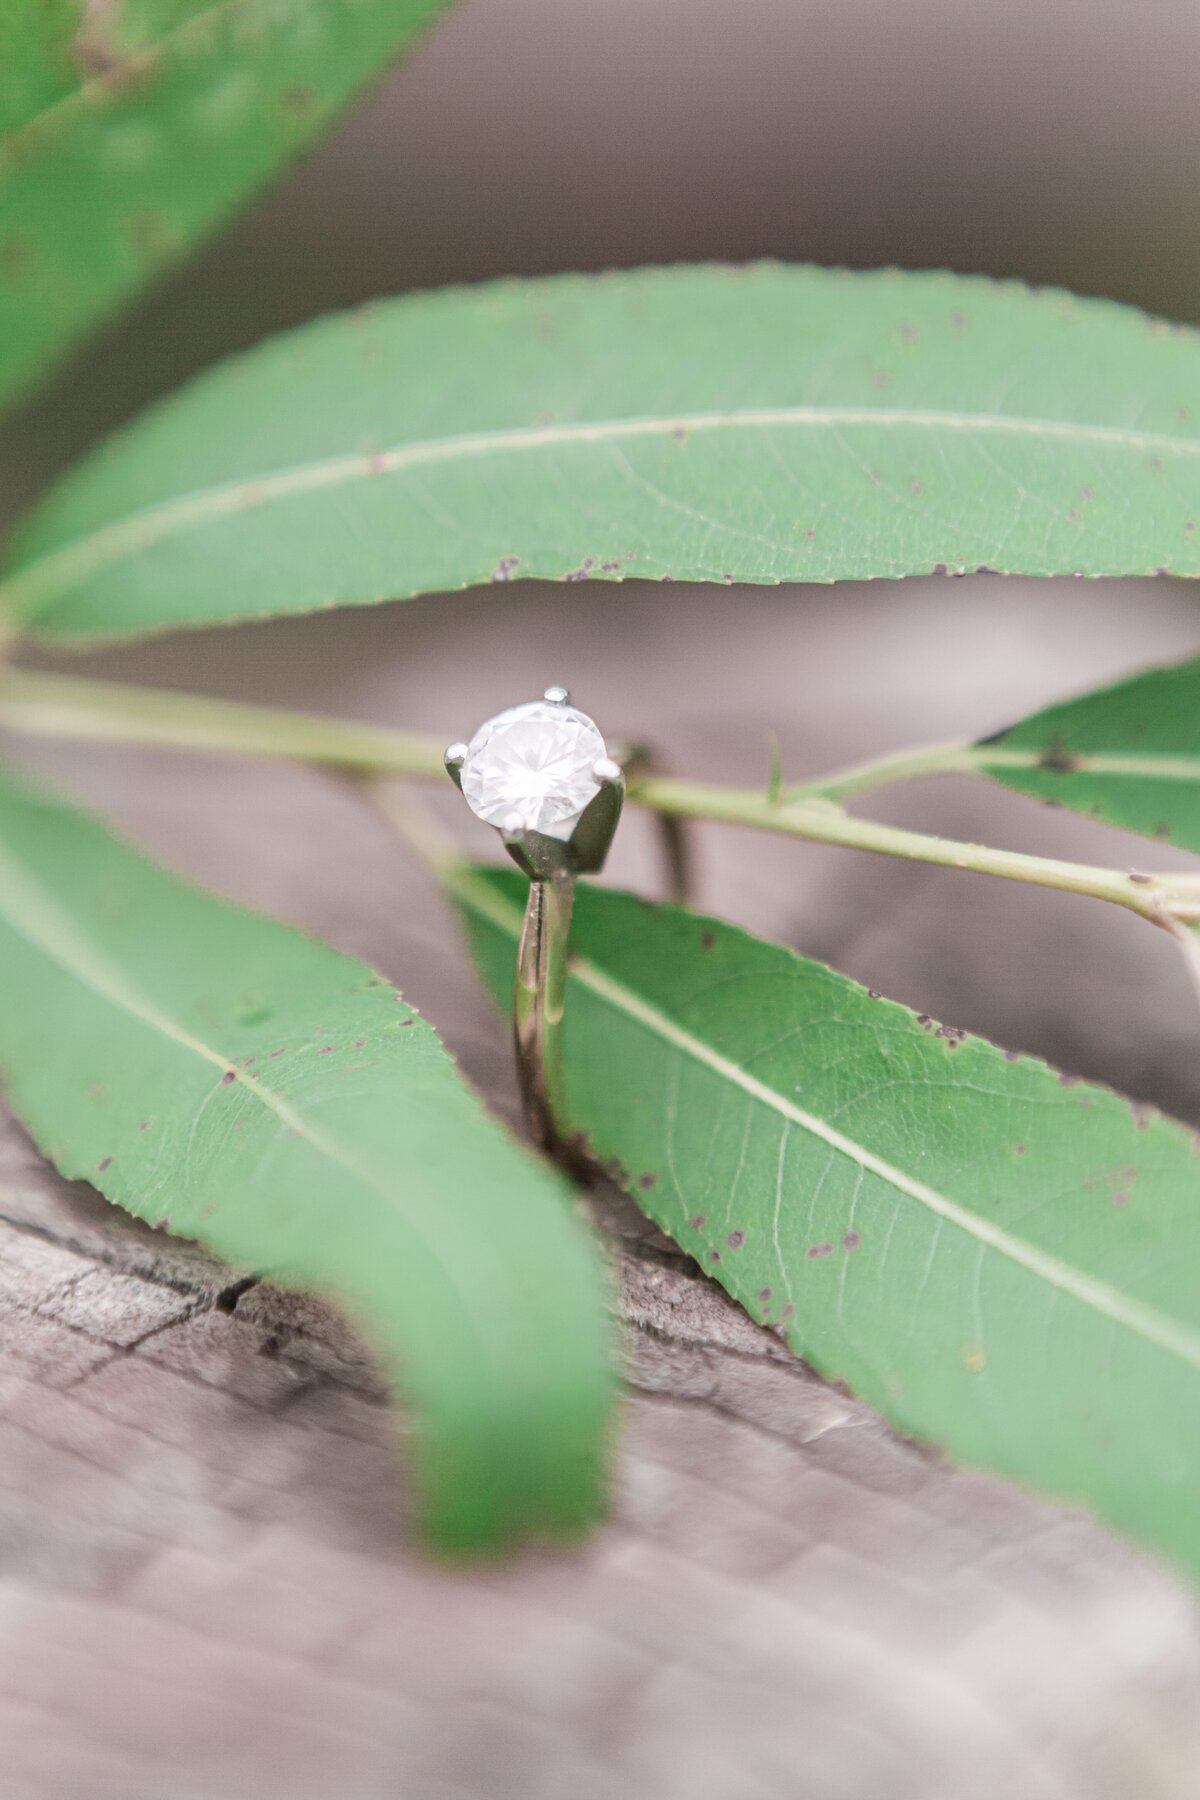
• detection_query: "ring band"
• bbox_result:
[446,687,686,1151]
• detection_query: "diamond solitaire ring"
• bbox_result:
[446,687,626,1151]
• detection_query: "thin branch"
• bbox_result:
[0,667,445,778]
[7,665,1200,941]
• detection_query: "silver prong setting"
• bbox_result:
[543,685,570,705]
[593,757,623,787]
[444,741,468,791]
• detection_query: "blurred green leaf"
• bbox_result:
[975,657,1200,853]
[0,768,614,1552]
[452,864,1200,1582]
[0,0,451,410]
[5,265,1200,643]
[0,0,84,136]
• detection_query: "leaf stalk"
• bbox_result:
[5,665,1200,935]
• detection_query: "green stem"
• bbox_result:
[630,774,1200,928]
[5,665,1200,931]
[791,738,983,801]
[798,737,1200,803]
[0,667,445,778]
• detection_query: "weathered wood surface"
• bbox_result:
[5,581,1200,1797]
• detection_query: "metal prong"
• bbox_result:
[593,757,623,787]
[444,742,468,791]
[543,685,570,705]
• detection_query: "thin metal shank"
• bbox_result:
[513,871,575,1151]
[505,761,624,1148]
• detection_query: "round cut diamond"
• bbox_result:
[460,700,606,840]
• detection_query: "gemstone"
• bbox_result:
[460,699,606,839]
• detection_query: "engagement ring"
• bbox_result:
[446,687,625,1151]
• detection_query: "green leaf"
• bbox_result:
[5,264,1200,643]
[451,864,1200,1583]
[0,769,614,1552]
[0,0,451,411]
[974,657,1200,854]
[0,0,84,138]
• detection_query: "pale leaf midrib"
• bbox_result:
[452,866,1200,1374]
[2,1,257,154]
[6,402,1198,611]
[978,746,1200,783]
[0,831,435,1230]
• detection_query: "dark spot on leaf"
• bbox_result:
[138,1119,150,1132]
[1003,1048,1020,1061]
[708,1250,721,1263]
[805,528,816,541]
[700,930,717,951]
[758,1286,773,1302]
[867,989,881,999]
[602,561,621,572]
[1014,1142,1026,1155]
[316,1046,334,1055]
[842,1230,862,1251]
[975,564,1000,575]
[1066,507,1081,522]
[267,1048,286,1059]
[1080,486,1095,501]
[220,1070,236,1085]
[1037,735,1077,773]
[353,1039,367,1049]
[397,1018,414,1027]
[97,1156,113,1173]
[1058,1071,1081,1087]
[638,1173,657,1190]
[781,1303,795,1320]
[564,559,595,582]
[689,1214,707,1230]
[491,555,519,583]
[727,1229,746,1250]
[1155,822,1172,839]
[672,426,687,444]
[910,479,923,496]
[1150,455,1165,474]
[931,562,949,576]
[280,83,316,115]
[807,1242,833,1258]
[917,1014,932,1029]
